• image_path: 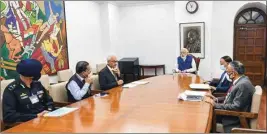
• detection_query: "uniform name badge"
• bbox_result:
[29,95,39,104]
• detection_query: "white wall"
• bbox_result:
[210,1,266,78]
[57,1,266,83]
[115,2,178,75]
[49,1,104,83]
[175,1,213,80]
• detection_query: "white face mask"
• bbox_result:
[220,65,226,71]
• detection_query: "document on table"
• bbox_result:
[189,83,211,90]
[131,81,149,85]
[122,81,149,88]
[178,90,207,101]
[44,107,78,117]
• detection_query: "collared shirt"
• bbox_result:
[67,74,90,100]
[107,65,118,81]
[223,75,243,104]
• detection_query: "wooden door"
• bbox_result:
[234,8,266,86]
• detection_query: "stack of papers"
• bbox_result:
[44,107,78,117]
[122,81,149,88]
[178,90,207,101]
[189,84,211,90]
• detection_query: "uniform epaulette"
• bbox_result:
[7,82,18,91]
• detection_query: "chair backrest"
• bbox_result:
[189,54,200,71]
[57,69,73,82]
[1,79,15,99]
[91,75,100,90]
[49,81,68,102]
[39,75,51,90]
[250,85,263,129]
[96,63,106,73]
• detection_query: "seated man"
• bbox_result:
[209,56,232,93]
[99,55,124,90]
[175,48,196,73]
[205,61,255,133]
[3,59,55,124]
[66,61,93,102]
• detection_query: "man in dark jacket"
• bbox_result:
[2,59,55,124]
[99,55,123,90]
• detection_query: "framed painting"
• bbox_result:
[179,22,205,58]
[0,1,69,79]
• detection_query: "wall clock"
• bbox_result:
[186,1,199,14]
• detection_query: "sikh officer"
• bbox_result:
[2,59,55,124]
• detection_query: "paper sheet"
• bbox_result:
[131,81,149,85]
[189,84,211,90]
[44,107,78,117]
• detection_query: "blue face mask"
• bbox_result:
[220,65,226,70]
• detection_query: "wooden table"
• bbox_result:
[139,64,165,78]
[4,74,213,133]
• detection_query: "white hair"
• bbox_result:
[106,54,117,62]
[181,48,189,53]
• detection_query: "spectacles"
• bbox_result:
[110,60,118,63]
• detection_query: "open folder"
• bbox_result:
[44,107,78,117]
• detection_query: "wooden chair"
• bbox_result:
[57,69,73,83]
[189,54,200,74]
[49,81,71,108]
[90,75,103,95]
[232,128,267,133]
[96,63,106,74]
[39,74,52,92]
[212,85,263,133]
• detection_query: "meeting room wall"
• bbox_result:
[112,2,178,76]
[49,1,104,83]
[49,1,265,83]
[210,1,266,78]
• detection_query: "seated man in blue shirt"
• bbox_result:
[210,56,232,93]
[66,61,93,102]
[175,48,196,73]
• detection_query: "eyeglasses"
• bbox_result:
[110,60,118,63]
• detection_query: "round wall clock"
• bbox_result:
[186,1,199,14]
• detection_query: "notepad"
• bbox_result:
[189,83,211,90]
[131,81,149,85]
[122,83,138,88]
[44,107,78,117]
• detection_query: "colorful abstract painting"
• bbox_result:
[0,1,69,79]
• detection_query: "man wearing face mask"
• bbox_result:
[209,56,232,93]
[2,59,55,125]
[99,55,124,90]
[175,48,196,73]
[205,61,255,133]
[66,61,93,102]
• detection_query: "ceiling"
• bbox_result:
[94,1,173,6]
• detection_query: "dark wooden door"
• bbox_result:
[234,8,266,86]
[235,26,266,85]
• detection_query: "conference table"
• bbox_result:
[4,74,213,133]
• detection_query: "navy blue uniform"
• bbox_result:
[2,78,55,124]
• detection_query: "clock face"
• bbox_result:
[186,1,198,14]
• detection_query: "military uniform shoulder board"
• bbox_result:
[7,83,17,91]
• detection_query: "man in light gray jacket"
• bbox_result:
[205,61,255,133]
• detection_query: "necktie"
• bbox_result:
[227,83,234,93]
[82,79,85,84]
